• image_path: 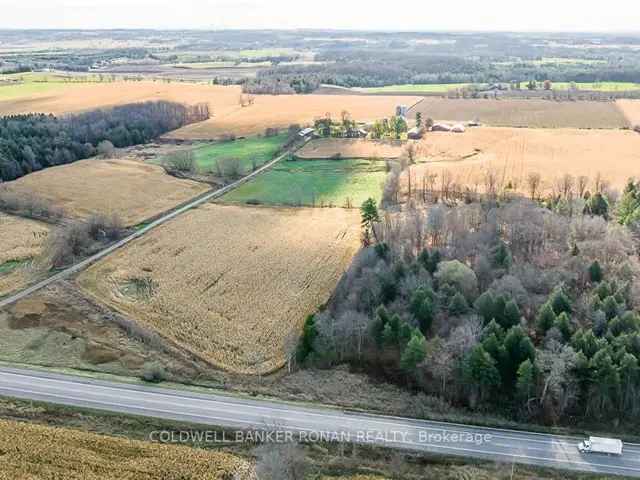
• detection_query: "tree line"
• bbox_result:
[0,101,210,182]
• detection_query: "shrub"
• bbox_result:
[141,363,168,383]
[44,214,124,268]
[165,151,196,173]
[434,260,478,302]
[0,189,65,222]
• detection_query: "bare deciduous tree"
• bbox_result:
[526,172,541,200]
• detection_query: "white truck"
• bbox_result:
[578,436,623,456]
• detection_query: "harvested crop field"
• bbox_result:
[0,419,251,480]
[407,126,640,195]
[4,158,209,226]
[617,99,640,127]
[0,80,241,116]
[408,98,629,129]
[167,94,421,139]
[297,138,404,159]
[78,204,361,374]
[0,213,49,297]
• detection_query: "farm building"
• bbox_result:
[298,127,315,138]
[452,124,466,133]
[431,123,453,132]
[407,127,424,139]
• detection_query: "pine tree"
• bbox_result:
[425,250,442,274]
[502,300,521,329]
[474,291,495,324]
[603,296,619,320]
[536,302,557,335]
[589,260,603,283]
[360,198,380,242]
[464,345,501,401]
[492,241,512,269]
[554,312,573,342]
[449,292,469,316]
[550,288,572,315]
[516,359,536,404]
[418,249,430,269]
[400,330,427,372]
[297,315,317,362]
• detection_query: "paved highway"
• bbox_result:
[0,367,638,477]
[0,146,296,310]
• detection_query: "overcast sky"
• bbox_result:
[1,0,639,32]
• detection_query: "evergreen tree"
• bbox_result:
[502,300,521,329]
[464,345,501,401]
[400,330,427,372]
[603,296,619,320]
[589,260,603,283]
[449,292,469,316]
[297,315,317,362]
[360,198,380,242]
[554,312,573,342]
[417,249,430,270]
[372,306,390,347]
[550,288,572,315]
[536,302,557,335]
[425,250,442,274]
[516,359,536,404]
[584,192,609,219]
[474,290,495,324]
[492,241,512,269]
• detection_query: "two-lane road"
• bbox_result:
[0,367,638,477]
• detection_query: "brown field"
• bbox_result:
[617,99,640,126]
[297,138,404,159]
[4,158,209,226]
[0,213,50,297]
[0,419,250,480]
[0,80,241,116]
[167,94,421,139]
[408,98,630,129]
[0,213,49,265]
[407,126,640,195]
[78,204,360,374]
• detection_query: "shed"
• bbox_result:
[451,124,466,133]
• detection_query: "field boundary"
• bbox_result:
[0,143,304,309]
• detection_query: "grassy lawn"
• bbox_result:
[220,158,387,208]
[186,134,287,174]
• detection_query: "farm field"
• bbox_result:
[617,99,640,126]
[408,98,630,129]
[3,158,209,226]
[407,126,640,195]
[0,419,250,480]
[0,213,49,297]
[77,204,361,375]
[166,94,421,139]
[353,81,640,94]
[0,78,242,116]
[221,158,387,207]
[162,134,287,173]
[297,138,404,159]
[353,83,472,94]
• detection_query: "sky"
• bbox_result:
[1,0,639,33]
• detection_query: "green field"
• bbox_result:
[549,82,640,91]
[160,134,288,174]
[220,158,387,208]
[355,83,473,94]
[0,260,23,275]
[354,80,640,94]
